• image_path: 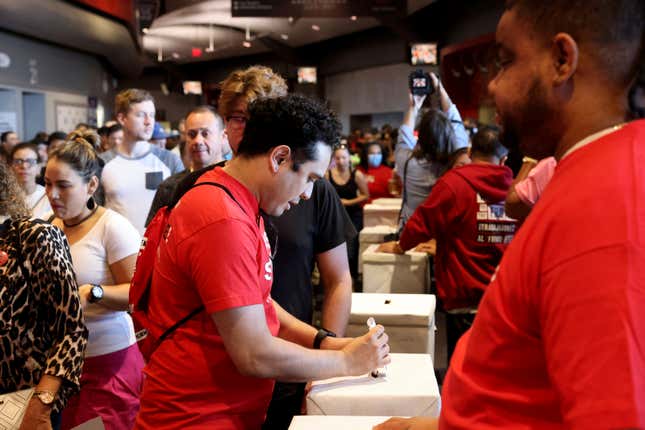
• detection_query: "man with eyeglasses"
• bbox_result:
[146,106,225,226]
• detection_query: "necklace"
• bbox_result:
[63,206,99,228]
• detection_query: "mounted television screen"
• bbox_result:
[297,67,317,84]
[182,81,203,95]
[410,43,438,65]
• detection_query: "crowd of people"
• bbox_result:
[1,0,644,429]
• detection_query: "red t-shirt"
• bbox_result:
[357,164,394,203]
[441,121,645,429]
[135,167,280,430]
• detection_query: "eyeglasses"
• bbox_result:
[11,158,38,167]
[187,129,214,140]
[227,115,248,128]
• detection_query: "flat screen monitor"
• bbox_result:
[182,81,203,95]
[410,43,438,66]
[297,67,317,84]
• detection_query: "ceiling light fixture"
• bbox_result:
[172,52,180,59]
[288,16,294,23]
[280,34,289,40]
[350,16,357,21]
[242,40,252,48]
[311,24,320,31]
[205,23,214,53]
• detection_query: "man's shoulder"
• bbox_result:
[150,145,181,164]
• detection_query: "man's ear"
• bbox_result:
[116,112,126,126]
[551,33,579,86]
[270,145,291,172]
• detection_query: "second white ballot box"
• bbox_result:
[306,353,440,417]
[363,203,400,227]
[358,226,398,274]
[362,244,429,294]
[289,416,392,429]
[371,197,403,207]
[346,293,436,359]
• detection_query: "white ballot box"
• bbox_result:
[372,198,403,207]
[346,293,436,359]
[363,204,400,227]
[362,244,429,294]
[289,416,393,429]
[306,353,440,417]
[358,225,398,274]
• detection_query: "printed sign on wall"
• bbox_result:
[56,103,88,133]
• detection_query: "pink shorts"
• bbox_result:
[61,343,144,430]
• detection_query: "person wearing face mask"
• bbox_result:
[45,131,144,429]
[10,142,52,219]
[357,141,395,203]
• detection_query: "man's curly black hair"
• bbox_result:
[236,94,341,171]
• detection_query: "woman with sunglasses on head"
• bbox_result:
[0,157,87,430]
[327,144,369,278]
[10,142,52,219]
[44,131,144,430]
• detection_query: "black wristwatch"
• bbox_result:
[88,284,104,303]
[313,328,337,349]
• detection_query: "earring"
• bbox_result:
[86,196,96,210]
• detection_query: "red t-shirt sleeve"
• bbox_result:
[178,218,264,314]
[399,179,455,251]
[540,245,645,429]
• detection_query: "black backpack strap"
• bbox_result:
[155,181,246,344]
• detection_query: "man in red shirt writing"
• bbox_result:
[134,94,390,429]
[376,0,645,429]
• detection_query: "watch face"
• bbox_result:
[35,391,55,404]
[91,285,104,301]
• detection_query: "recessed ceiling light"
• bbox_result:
[142,27,150,34]
[350,16,357,21]
[280,34,289,40]
[172,52,180,59]
[311,24,320,31]
[242,41,252,48]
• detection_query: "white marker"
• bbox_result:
[366,317,385,377]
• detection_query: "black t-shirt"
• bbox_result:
[268,178,356,323]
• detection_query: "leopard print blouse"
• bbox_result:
[0,218,88,413]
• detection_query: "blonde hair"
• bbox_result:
[218,66,288,119]
[0,158,29,219]
[50,130,102,184]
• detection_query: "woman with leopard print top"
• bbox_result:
[0,158,88,430]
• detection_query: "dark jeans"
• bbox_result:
[262,382,306,430]
[445,312,475,362]
[51,409,62,430]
